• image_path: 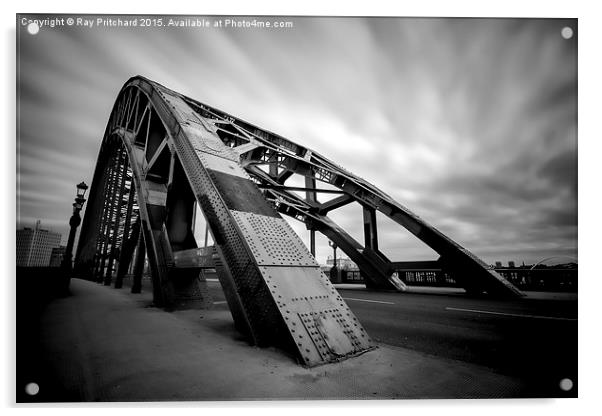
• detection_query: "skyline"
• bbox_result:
[16,16,577,265]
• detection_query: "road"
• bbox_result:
[337,287,577,397]
[208,281,577,397]
[17,272,576,400]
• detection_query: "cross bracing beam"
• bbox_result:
[256,184,346,195]
[104,149,129,286]
[114,175,137,289]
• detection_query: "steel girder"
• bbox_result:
[75,76,373,366]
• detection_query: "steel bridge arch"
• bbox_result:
[75,76,522,366]
[76,76,377,366]
[530,256,578,270]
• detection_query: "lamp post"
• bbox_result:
[328,240,339,282]
[328,240,338,268]
[61,181,88,273]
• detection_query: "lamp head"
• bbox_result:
[76,181,88,199]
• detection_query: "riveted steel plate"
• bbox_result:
[231,210,318,267]
[185,123,240,162]
[197,152,249,179]
[298,310,358,360]
[155,87,240,162]
[173,246,215,268]
[257,265,373,366]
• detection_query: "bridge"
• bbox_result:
[71,76,524,368]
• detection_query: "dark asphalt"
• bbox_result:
[208,281,577,398]
[339,288,577,398]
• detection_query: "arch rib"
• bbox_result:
[76,76,374,366]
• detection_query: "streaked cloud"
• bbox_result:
[16,16,577,265]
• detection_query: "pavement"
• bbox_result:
[22,278,535,402]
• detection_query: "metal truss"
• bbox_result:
[177,82,522,299]
[76,76,522,367]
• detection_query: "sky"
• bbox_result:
[16,16,577,266]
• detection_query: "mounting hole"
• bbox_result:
[559,378,573,391]
[27,22,40,35]
[561,26,573,39]
[25,382,39,395]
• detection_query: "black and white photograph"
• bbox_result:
[13,8,583,406]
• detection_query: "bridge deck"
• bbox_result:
[22,278,532,401]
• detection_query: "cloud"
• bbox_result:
[16,16,577,266]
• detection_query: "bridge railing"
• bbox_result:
[496,268,577,292]
[339,267,577,292]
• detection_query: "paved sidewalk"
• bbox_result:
[33,279,529,401]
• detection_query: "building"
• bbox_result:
[326,255,357,270]
[508,261,516,268]
[49,246,67,267]
[495,261,503,268]
[16,221,62,267]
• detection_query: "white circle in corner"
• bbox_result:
[27,22,40,35]
[25,382,39,395]
[561,27,573,39]
[559,378,573,391]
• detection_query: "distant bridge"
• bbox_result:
[74,76,522,366]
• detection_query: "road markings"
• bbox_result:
[445,307,577,321]
[213,301,227,305]
[343,297,395,305]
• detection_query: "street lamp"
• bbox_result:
[328,240,338,268]
[61,181,88,273]
[328,240,339,282]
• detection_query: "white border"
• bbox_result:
[4,1,600,414]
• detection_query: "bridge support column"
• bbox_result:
[92,169,111,282]
[197,269,213,308]
[115,215,139,289]
[363,206,379,253]
[305,175,318,257]
[309,229,316,256]
[167,268,212,309]
[362,206,387,290]
[312,215,403,291]
[269,153,278,178]
[159,158,208,309]
[131,228,145,294]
